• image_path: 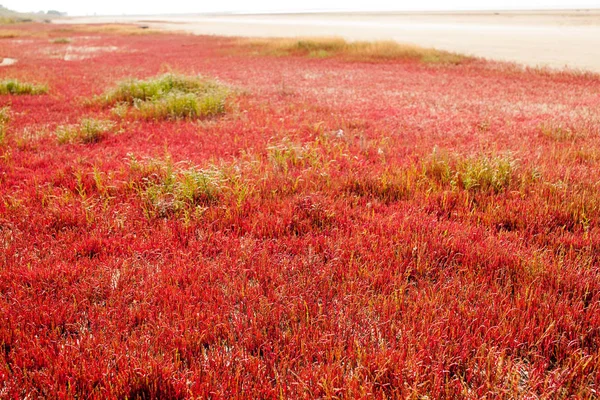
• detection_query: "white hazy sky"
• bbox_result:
[4,0,600,16]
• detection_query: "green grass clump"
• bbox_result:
[0,106,9,123]
[459,156,514,192]
[0,79,48,95]
[102,73,217,103]
[345,171,413,203]
[423,150,515,192]
[422,150,453,184]
[130,155,225,218]
[136,91,226,120]
[241,37,468,64]
[539,122,585,142]
[51,37,71,44]
[110,102,129,118]
[0,106,9,144]
[100,73,229,120]
[56,118,115,144]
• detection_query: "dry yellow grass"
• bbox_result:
[0,29,55,39]
[0,24,162,40]
[0,17,18,24]
[238,36,469,64]
[61,24,162,35]
[0,29,21,38]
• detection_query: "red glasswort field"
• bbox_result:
[1,23,599,399]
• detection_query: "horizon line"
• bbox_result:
[62,7,600,17]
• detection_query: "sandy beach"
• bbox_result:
[64,11,600,72]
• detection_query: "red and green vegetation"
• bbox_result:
[1,23,599,399]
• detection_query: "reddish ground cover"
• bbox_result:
[1,23,600,398]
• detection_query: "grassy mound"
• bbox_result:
[100,73,230,120]
[240,37,469,64]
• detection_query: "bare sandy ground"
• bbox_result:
[63,11,600,72]
[0,58,17,67]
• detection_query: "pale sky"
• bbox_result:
[4,0,600,16]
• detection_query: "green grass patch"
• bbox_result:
[539,122,588,142]
[128,154,226,218]
[136,92,226,120]
[240,37,469,64]
[0,106,9,145]
[55,118,116,144]
[345,170,414,203]
[460,156,514,192]
[0,79,48,95]
[51,37,71,44]
[99,73,230,120]
[423,150,516,192]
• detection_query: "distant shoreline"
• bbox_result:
[61,10,600,73]
[62,9,600,18]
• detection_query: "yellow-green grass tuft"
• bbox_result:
[423,150,516,193]
[55,118,116,144]
[128,155,226,218]
[100,73,230,120]
[0,106,9,144]
[0,79,48,95]
[51,37,71,44]
[239,37,469,64]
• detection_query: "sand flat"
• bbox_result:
[0,58,17,66]
[63,11,600,72]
